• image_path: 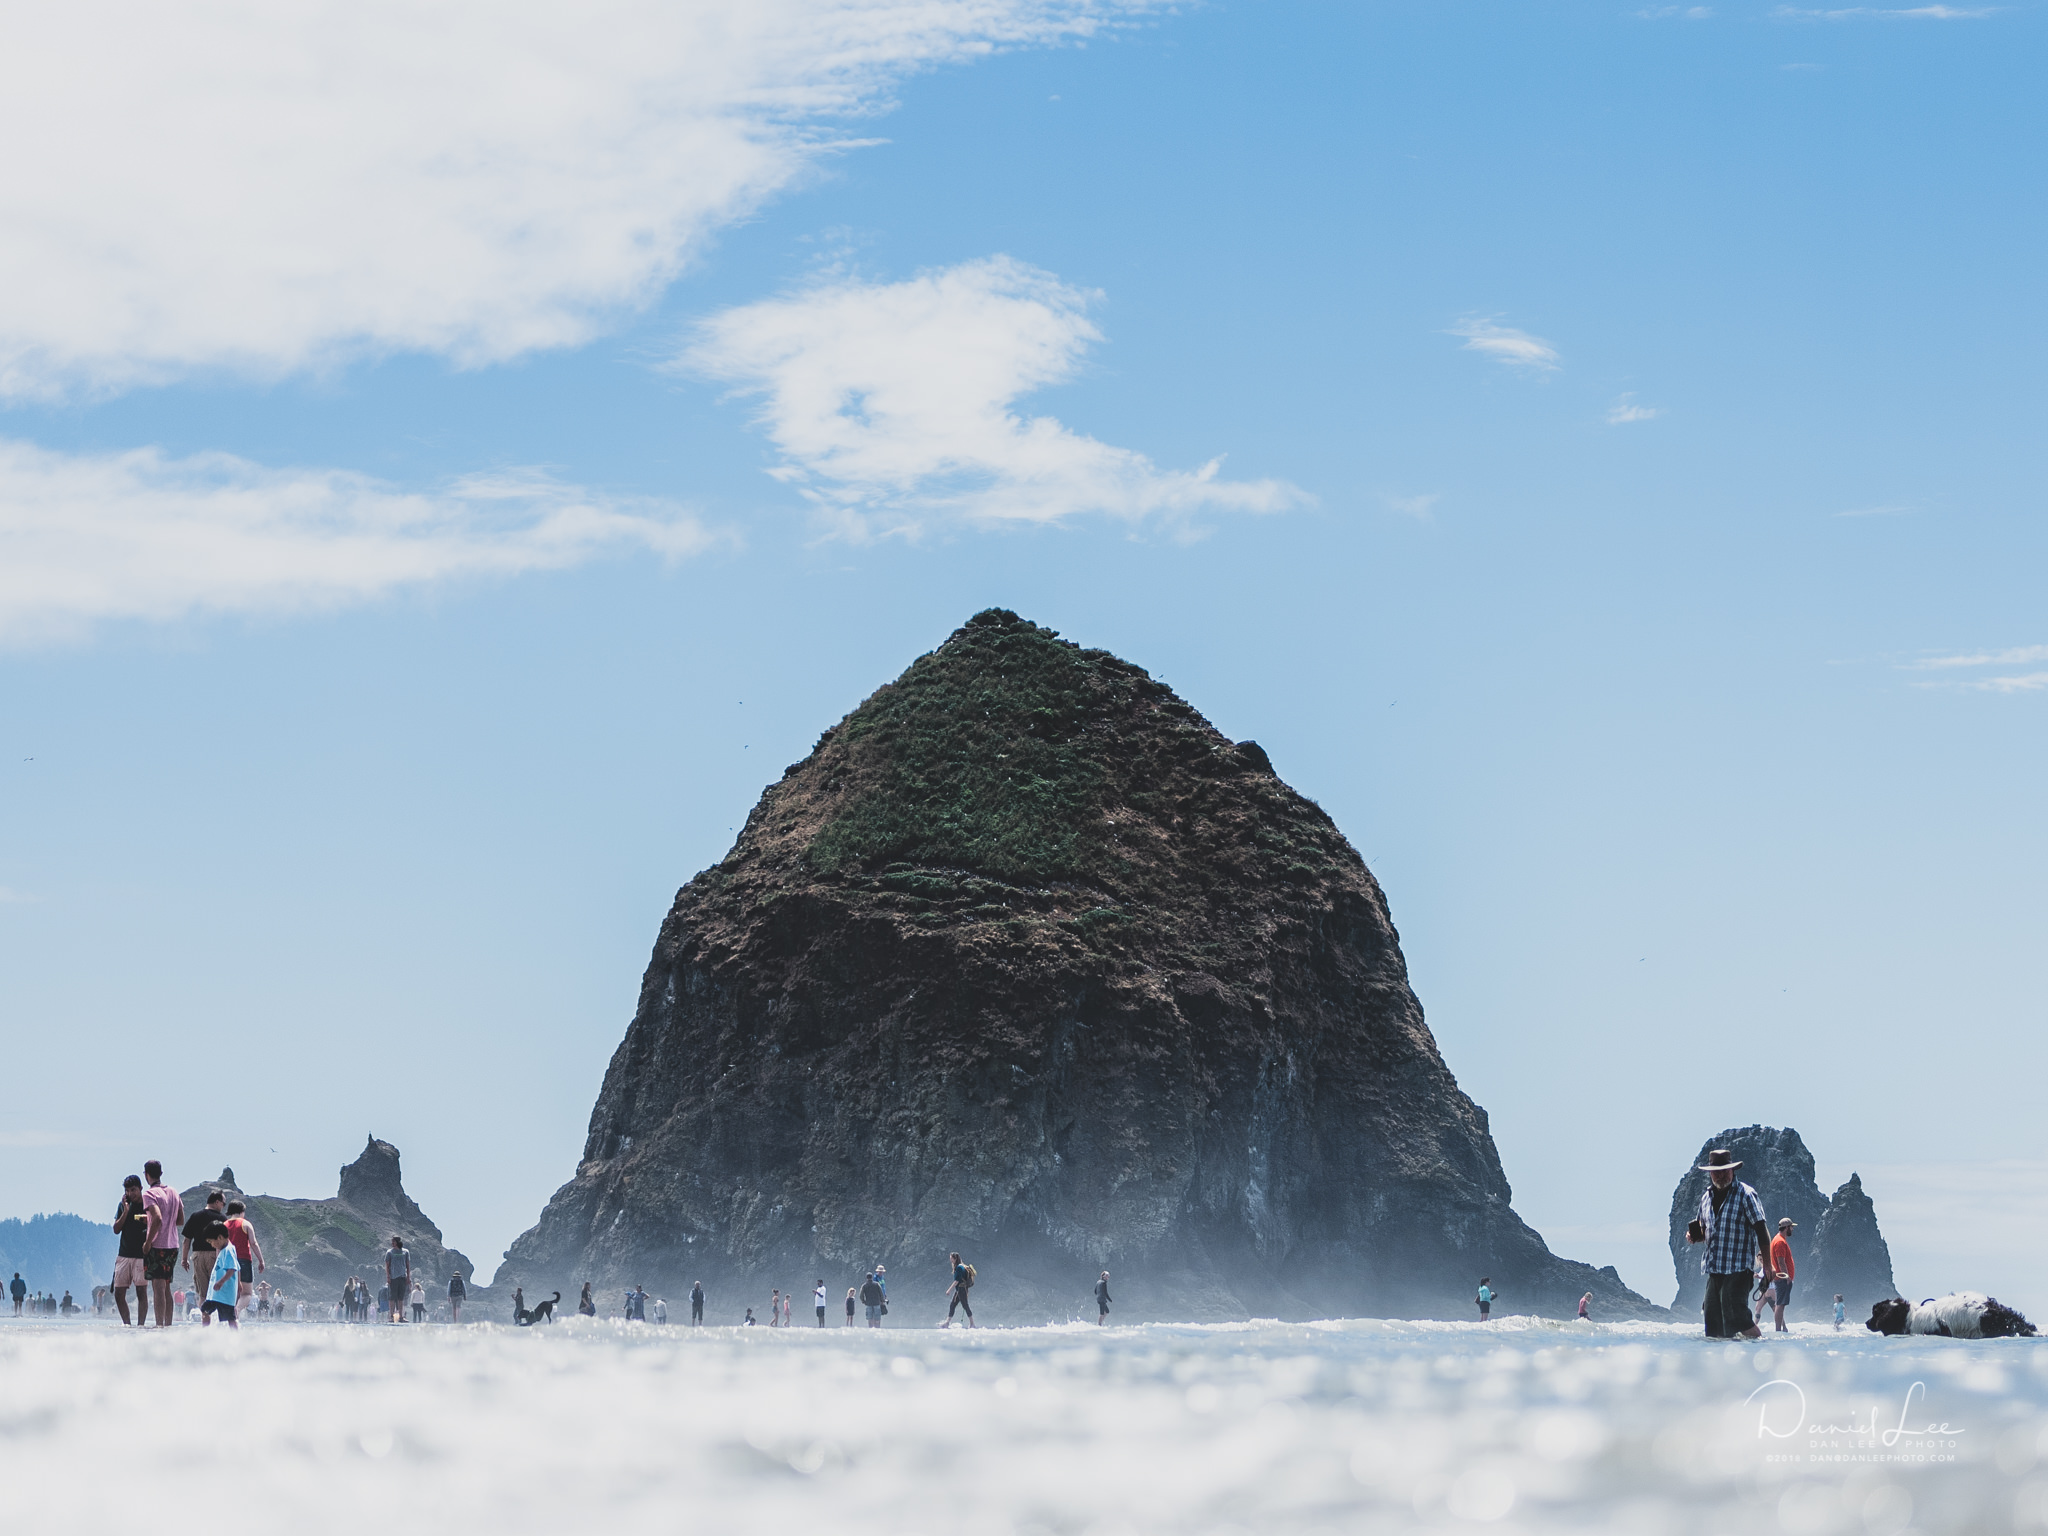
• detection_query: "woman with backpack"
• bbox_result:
[943,1252,975,1328]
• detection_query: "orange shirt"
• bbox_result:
[1770,1234,1794,1280]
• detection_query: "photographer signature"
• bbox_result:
[1745,1379,1964,1443]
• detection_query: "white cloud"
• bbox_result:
[1773,4,1995,17]
[1637,6,1714,18]
[684,256,1306,537]
[1904,644,2048,693]
[1606,394,1661,424]
[1383,494,1440,520]
[0,440,720,644]
[1970,672,2048,692]
[1449,319,1560,372]
[1910,644,2048,671]
[0,1,1148,397]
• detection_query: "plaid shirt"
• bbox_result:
[1699,1179,1768,1275]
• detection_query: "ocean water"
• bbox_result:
[4,1313,2044,1534]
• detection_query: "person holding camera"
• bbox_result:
[1686,1149,1777,1340]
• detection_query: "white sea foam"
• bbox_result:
[3,1314,2043,1533]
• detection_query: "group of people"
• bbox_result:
[9,1278,79,1317]
[339,1237,465,1323]
[733,1253,983,1329]
[98,1161,229,1327]
[1686,1148,1847,1337]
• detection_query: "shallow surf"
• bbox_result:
[3,1313,2042,1533]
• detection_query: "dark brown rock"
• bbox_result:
[500,611,1662,1322]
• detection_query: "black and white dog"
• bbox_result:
[1866,1292,2036,1338]
[515,1291,561,1327]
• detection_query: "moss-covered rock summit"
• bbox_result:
[501,611,1659,1321]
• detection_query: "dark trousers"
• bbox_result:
[1704,1271,1755,1338]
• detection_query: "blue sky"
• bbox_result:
[2,0,2042,1305]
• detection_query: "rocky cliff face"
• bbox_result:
[1667,1127,1896,1321]
[1805,1172,1897,1317]
[181,1139,473,1309]
[502,610,1662,1322]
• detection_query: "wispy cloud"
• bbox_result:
[1836,503,1911,517]
[0,1,1156,397]
[1383,494,1439,520]
[1774,4,1996,17]
[1606,394,1661,424]
[1969,672,2048,692]
[1911,644,2048,671]
[1637,5,1714,17]
[0,441,722,645]
[0,886,38,905]
[1449,318,1560,372]
[685,256,1307,539]
[1905,644,2048,692]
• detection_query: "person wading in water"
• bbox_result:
[1685,1148,1774,1340]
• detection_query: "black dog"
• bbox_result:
[516,1291,561,1327]
[1866,1292,2035,1338]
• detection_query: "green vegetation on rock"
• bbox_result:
[807,610,1141,883]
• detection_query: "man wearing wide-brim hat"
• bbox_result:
[1684,1149,1776,1340]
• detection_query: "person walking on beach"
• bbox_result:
[1577,1292,1592,1321]
[1833,1293,1846,1331]
[769,1289,781,1327]
[781,1291,792,1327]
[141,1160,183,1327]
[410,1280,426,1323]
[630,1284,648,1321]
[512,1285,525,1324]
[875,1265,887,1304]
[943,1252,975,1328]
[111,1175,152,1325]
[860,1273,884,1327]
[1685,1148,1773,1340]
[845,1287,857,1324]
[202,1236,240,1329]
[578,1282,596,1317]
[386,1237,411,1323]
[690,1281,704,1325]
[223,1201,264,1296]
[448,1270,466,1323]
[814,1281,827,1326]
[1476,1279,1495,1321]
[10,1272,23,1315]
[653,1297,666,1324]
[1095,1271,1112,1325]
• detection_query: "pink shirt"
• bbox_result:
[142,1184,184,1249]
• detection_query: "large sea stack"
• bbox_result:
[502,611,1659,1321]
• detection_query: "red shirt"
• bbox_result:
[1770,1234,1794,1281]
[224,1216,255,1264]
